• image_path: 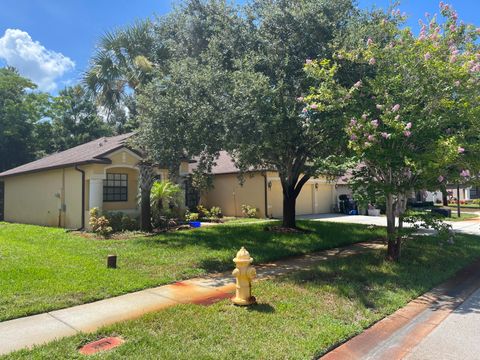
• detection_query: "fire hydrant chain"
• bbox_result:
[232,247,256,306]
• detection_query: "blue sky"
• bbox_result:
[0,0,478,93]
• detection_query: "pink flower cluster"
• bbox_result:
[460,169,470,177]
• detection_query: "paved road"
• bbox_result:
[405,287,480,360]
[298,213,480,236]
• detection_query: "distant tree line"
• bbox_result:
[0,67,137,172]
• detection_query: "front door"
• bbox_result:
[0,181,4,221]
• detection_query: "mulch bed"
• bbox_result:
[263,225,311,234]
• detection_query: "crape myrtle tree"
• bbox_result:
[308,4,479,260]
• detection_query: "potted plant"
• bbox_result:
[367,203,381,216]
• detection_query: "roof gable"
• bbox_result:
[0,133,135,178]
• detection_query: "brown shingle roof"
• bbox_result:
[189,151,271,175]
[188,151,242,175]
[0,133,135,178]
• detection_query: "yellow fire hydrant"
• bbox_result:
[232,247,256,306]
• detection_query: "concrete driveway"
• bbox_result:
[298,213,480,236]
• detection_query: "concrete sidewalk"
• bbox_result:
[0,241,383,356]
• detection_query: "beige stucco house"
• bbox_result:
[199,151,341,218]
[0,135,345,228]
[0,133,180,229]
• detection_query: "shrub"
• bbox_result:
[104,212,123,232]
[89,208,113,237]
[241,204,258,218]
[209,206,223,219]
[104,211,139,232]
[121,215,139,231]
[196,205,210,219]
[185,212,200,222]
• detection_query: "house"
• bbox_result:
[198,151,341,218]
[423,185,476,204]
[0,135,344,228]
[0,133,186,229]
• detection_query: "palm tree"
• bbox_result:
[83,20,157,114]
[150,180,182,213]
[84,20,164,232]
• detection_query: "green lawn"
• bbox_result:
[447,204,480,209]
[6,233,480,360]
[448,212,479,221]
[409,209,479,222]
[0,220,384,321]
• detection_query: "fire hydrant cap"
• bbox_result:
[233,246,253,263]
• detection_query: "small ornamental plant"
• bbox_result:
[241,205,258,218]
[89,208,113,238]
[307,3,480,260]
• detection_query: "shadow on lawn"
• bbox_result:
[246,303,275,313]
[135,221,385,262]
[275,235,480,315]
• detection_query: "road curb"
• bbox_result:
[320,258,480,360]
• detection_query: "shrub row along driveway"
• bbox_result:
[0,220,384,321]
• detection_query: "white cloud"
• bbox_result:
[0,29,75,91]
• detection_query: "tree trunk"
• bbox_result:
[141,188,152,232]
[441,186,448,206]
[457,183,461,218]
[139,163,155,232]
[282,188,297,228]
[385,193,400,261]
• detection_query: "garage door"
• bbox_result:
[314,184,333,213]
[296,184,314,215]
[267,181,334,218]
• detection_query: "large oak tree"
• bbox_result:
[137,0,357,228]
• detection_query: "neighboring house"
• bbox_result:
[0,133,187,229]
[421,185,475,204]
[446,184,472,202]
[470,186,480,200]
[197,151,341,218]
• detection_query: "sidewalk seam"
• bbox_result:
[143,290,182,302]
[46,313,80,333]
